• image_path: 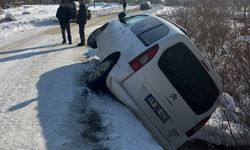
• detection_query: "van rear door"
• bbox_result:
[122,40,219,147]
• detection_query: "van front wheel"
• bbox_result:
[86,58,116,91]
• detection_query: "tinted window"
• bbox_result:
[131,18,162,35]
[130,18,169,46]
[139,24,169,46]
[158,43,219,114]
[124,15,149,25]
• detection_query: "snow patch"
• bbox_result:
[236,35,250,44]
[0,5,58,40]
[5,13,17,21]
[87,92,163,150]
[194,92,250,146]
[88,2,121,11]
[219,93,236,111]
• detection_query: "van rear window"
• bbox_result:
[158,43,219,115]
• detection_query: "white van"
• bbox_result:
[86,14,222,149]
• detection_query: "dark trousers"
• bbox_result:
[79,23,85,44]
[60,22,72,42]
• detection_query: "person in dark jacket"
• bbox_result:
[56,0,72,44]
[77,0,87,46]
[122,0,127,12]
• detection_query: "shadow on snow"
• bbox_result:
[0,45,76,62]
[0,43,61,55]
[7,99,36,112]
[35,60,110,150]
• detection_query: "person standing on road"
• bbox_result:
[77,0,87,46]
[56,0,72,44]
[122,0,127,12]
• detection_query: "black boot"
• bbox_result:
[68,37,72,44]
[77,42,85,46]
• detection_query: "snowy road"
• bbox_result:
[0,14,112,149]
[0,11,165,150]
[1,4,241,150]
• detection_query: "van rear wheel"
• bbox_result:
[86,58,116,91]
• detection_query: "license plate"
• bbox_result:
[145,94,169,123]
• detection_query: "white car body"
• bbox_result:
[93,14,222,149]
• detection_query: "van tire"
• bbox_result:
[86,58,116,91]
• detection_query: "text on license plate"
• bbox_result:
[145,94,169,123]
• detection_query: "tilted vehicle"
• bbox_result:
[86,13,222,149]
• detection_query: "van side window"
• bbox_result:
[131,18,169,46]
[124,15,148,25]
[158,43,219,114]
[138,24,169,46]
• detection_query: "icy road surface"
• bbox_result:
[0,14,163,149]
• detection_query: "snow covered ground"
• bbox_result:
[0,5,58,40]
[0,2,248,150]
[0,3,172,41]
[0,3,165,150]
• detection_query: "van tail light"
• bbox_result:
[129,44,159,72]
[185,116,211,137]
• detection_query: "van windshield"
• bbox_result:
[158,43,219,114]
